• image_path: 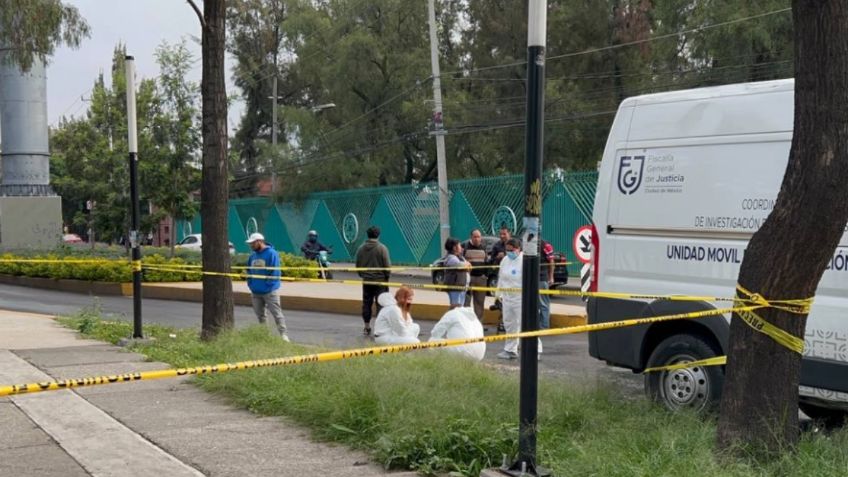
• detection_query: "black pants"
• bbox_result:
[362,284,388,324]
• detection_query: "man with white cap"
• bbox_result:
[246,233,289,341]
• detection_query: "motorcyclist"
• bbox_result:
[301,230,330,260]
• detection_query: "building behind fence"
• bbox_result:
[178,171,598,273]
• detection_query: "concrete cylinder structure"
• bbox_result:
[0,53,54,196]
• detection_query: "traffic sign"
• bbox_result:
[573,225,593,264]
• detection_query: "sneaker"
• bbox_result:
[497,322,506,333]
[497,351,518,360]
[363,326,372,336]
[281,334,291,342]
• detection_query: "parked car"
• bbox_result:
[430,236,569,293]
[176,234,235,255]
[62,233,84,244]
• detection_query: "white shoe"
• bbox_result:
[281,334,291,342]
[497,351,518,360]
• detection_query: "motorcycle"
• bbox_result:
[315,249,333,280]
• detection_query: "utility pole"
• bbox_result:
[505,1,549,476]
[427,0,450,247]
[125,56,143,339]
[270,75,278,194]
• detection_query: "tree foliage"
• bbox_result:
[0,0,90,70]
[227,0,794,197]
[50,43,200,248]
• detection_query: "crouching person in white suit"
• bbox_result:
[373,286,420,345]
[429,307,485,361]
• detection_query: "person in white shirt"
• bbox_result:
[429,307,485,361]
[496,238,542,359]
[373,286,420,345]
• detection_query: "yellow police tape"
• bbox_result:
[140,263,806,310]
[643,356,728,373]
[642,285,810,373]
[0,257,813,377]
[143,262,572,273]
[0,304,759,397]
[0,257,572,273]
[0,258,126,265]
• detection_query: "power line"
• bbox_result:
[439,7,792,78]
[547,8,791,62]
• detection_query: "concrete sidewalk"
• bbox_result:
[0,310,417,477]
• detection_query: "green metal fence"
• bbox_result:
[178,171,597,273]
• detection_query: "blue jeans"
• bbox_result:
[448,291,465,307]
[539,281,551,329]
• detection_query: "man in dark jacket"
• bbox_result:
[300,230,329,260]
[488,226,512,265]
[355,226,391,335]
[463,229,488,321]
[539,239,556,329]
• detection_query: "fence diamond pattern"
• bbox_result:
[179,172,598,272]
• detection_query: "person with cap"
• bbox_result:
[300,230,329,260]
[246,233,289,341]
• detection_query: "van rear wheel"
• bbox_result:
[645,334,724,413]
[800,402,848,428]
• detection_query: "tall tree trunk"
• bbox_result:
[716,0,848,455]
[199,0,234,340]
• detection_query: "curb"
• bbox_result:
[0,274,587,327]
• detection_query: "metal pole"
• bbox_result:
[125,56,143,339]
[427,0,450,247]
[271,75,278,194]
[507,1,549,476]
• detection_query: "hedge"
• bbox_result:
[0,251,316,283]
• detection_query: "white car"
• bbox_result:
[176,234,235,255]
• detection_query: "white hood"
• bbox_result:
[428,307,485,361]
[377,292,397,308]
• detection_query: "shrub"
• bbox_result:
[0,250,316,282]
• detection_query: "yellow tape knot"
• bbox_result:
[131,260,143,272]
[735,284,813,315]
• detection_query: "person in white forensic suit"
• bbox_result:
[373,286,420,345]
[429,307,485,361]
[496,238,542,360]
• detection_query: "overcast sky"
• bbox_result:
[47,0,243,128]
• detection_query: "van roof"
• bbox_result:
[621,78,794,108]
[623,79,795,141]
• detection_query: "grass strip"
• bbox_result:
[59,310,848,477]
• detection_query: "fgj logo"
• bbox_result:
[617,155,645,195]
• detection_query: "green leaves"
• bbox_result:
[50,41,201,248]
[0,0,90,70]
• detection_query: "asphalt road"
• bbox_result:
[0,283,641,394]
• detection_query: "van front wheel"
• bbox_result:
[645,334,724,413]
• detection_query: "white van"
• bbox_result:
[587,79,848,423]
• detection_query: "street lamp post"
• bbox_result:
[125,56,143,339]
[505,1,549,476]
